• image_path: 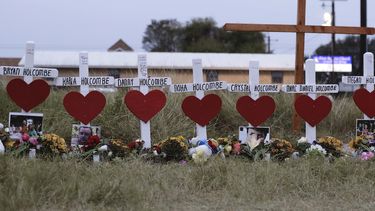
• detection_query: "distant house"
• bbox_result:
[107,39,133,52]
[19,51,296,84]
[0,58,21,66]
[12,39,296,84]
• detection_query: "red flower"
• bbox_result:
[127,140,144,150]
[84,135,100,150]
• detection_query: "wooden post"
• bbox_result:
[114,55,172,149]
[24,41,35,84]
[23,41,35,113]
[249,61,260,101]
[79,52,90,97]
[249,61,260,128]
[170,59,228,139]
[227,61,280,142]
[342,52,374,119]
[193,59,207,140]
[364,52,374,120]
[295,0,306,85]
[281,60,339,143]
[293,0,307,132]
[305,59,316,142]
[138,55,152,148]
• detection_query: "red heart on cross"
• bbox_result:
[181,94,222,126]
[236,96,276,127]
[353,88,375,118]
[63,91,106,125]
[124,90,167,123]
[6,78,50,112]
[294,95,332,127]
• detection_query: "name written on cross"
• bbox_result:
[55,76,114,86]
[342,76,375,85]
[0,66,58,78]
[282,84,339,93]
[115,77,172,88]
[227,83,280,93]
[170,81,227,93]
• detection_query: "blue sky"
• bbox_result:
[0,0,374,57]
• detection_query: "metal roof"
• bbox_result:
[19,51,295,71]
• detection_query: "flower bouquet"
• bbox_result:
[348,136,372,153]
[317,136,343,157]
[108,139,130,158]
[79,135,103,160]
[269,138,294,161]
[155,136,188,161]
[40,133,68,156]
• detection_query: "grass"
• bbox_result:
[1,156,375,210]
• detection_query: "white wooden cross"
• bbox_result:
[227,61,280,142]
[281,59,339,143]
[115,54,172,149]
[341,52,375,120]
[169,59,228,140]
[0,41,59,112]
[54,51,115,124]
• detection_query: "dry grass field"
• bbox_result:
[1,156,375,210]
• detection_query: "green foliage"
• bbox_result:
[142,19,182,52]
[142,17,266,53]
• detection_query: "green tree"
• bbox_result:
[180,18,226,52]
[142,17,266,53]
[224,31,266,53]
[142,19,182,52]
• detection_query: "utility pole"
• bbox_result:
[360,0,367,76]
[265,33,278,54]
[321,0,347,82]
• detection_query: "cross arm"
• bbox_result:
[224,23,375,35]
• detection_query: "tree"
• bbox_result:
[142,19,182,52]
[142,17,266,53]
[180,18,226,52]
[224,31,266,53]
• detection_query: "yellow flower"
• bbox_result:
[318,136,343,151]
[5,140,16,149]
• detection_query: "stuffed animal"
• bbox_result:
[188,137,213,163]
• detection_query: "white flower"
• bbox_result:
[98,145,108,152]
[370,147,375,152]
[307,144,327,155]
[297,137,308,144]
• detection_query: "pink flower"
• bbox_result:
[22,133,30,142]
[232,142,241,155]
[29,137,38,146]
[360,152,375,161]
